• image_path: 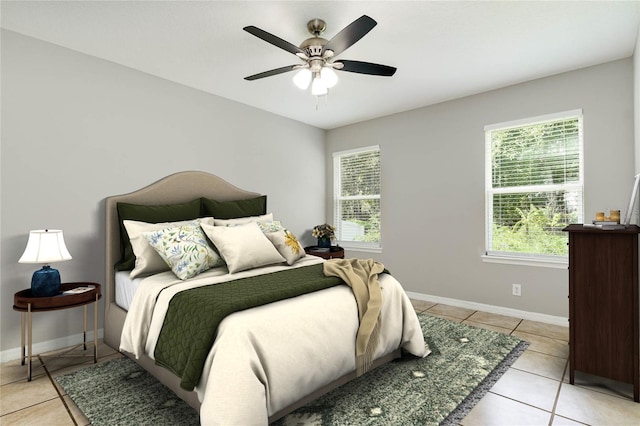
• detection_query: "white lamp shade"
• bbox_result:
[19,229,72,264]
[320,67,338,88]
[311,75,328,96]
[293,68,312,90]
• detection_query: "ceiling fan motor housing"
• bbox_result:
[300,18,332,60]
[300,37,327,58]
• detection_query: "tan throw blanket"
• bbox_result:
[323,258,385,376]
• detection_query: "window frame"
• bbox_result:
[333,145,382,253]
[483,109,584,267]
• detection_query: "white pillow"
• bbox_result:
[124,217,214,279]
[213,213,274,227]
[264,229,306,265]
[144,223,223,280]
[201,222,285,273]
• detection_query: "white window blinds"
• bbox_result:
[333,146,381,250]
[485,110,584,260]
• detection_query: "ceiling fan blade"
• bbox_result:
[322,15,377,57]
[243,26,304,56]
[244,65,298,81]
[337,60,397,77]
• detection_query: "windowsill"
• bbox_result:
[481,254,567,269]
[339,244,383,254]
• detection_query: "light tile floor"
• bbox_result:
[0,301,638,425]
[412,300,640,425]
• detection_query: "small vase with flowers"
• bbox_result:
[312,224,335,248]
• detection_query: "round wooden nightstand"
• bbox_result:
[13,282,101,381]
[305,246,345,259]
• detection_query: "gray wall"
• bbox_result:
[0,31,326,357]
[635,22,640,173]
[326,59,635,318]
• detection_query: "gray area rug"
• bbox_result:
[56,313,527,425]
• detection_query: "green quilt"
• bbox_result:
[154,263,344,391]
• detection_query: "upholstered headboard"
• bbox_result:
[103,171,262,348]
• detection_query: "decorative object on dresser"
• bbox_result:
[305,245,345,259]
[623,172,640,226]
[18,229,72,297]
[563,224,639,402]
[13,282,101,381]
[587,173,640,230]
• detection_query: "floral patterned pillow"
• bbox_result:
[144,224,223,280]
[257,221,283,233]
[264,229,306,265]
[124,218,215,279]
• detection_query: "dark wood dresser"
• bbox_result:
[564,224,639,402]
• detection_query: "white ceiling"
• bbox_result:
[2,1,639,129]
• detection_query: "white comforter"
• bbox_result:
[120,256,426,425]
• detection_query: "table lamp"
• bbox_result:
[18,229,72,297]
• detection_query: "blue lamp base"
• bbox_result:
[31,265,61,297]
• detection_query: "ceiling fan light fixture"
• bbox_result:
[293,68,312,90]
[320,67,338,88]
[311,74,328,96]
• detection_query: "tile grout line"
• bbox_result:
[547,356,570,425]
[510,324,569,343]
[422,303,479,322]
[41,354,78,426]
[485,391,555,417]
[508,318,524,337]
[462,310,477,322]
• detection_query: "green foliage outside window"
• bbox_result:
[491,204,574,255]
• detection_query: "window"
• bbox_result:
[333,146,381,251]
[485,110,583,264]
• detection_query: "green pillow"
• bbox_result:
[201,196,267,220]
[116,199,201,271]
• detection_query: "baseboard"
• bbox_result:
[406,291,568,327]
[0,328,104,363]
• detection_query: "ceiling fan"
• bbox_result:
[243,15,396,95]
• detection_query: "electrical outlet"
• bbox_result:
[512,284,521,296]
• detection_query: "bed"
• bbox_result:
[104,171,426,425]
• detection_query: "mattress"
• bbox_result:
[115,271,145,311]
